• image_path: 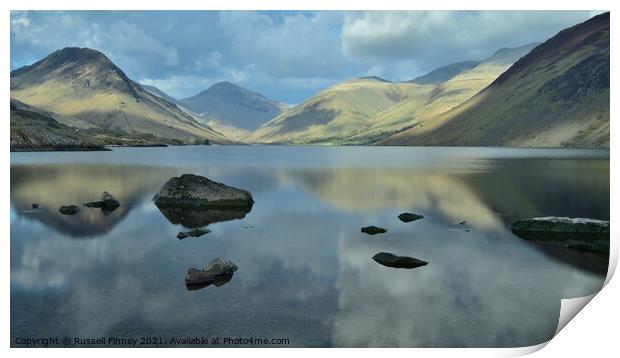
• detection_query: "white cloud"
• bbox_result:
[342,11,597,68]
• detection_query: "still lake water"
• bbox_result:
[10,146,610,347]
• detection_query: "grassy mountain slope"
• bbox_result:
[380,13,609,148]
[181,81,285,132]
[408,61,479,85]
[11,47,229,144]
[346,44,538,144]
[247,77,431,144]
[249,44,536,145]
[10,99,183,150]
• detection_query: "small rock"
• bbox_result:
[372,252,428,269]
[398,213,424,222]
[459,221,467,225]
[84,191,120,211]
[361,226,387,235]
[32,203,39,209]
[177,228,210,240]
[185,258,238,286]
[59,205,80,215]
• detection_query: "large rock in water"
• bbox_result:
[511,217,610,254]
[372,252,428,269]
[511,217,609,234]
[185,258,238,288]
[153,174,254,208]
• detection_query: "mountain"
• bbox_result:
[248,43,537,145]
[10,99,105,151]
[408,61,479,85]
[380,12,609,148]
[180,81,286,135]
[10,47,229,144]
[247,77,431,144]
[139,83,182,106]
[10,98,188,151]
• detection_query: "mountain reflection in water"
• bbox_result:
[10,146,609,347]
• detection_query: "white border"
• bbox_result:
[3,1,617,357]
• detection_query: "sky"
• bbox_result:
[10,10,602,104]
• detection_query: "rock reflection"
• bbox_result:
[10,164,175,238]
[185,273,234,291]
[155,204,253,229]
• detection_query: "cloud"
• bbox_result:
[10,10,604,103]
[217,11,348,79]
[10,11,180,77]
[342,11,597,69]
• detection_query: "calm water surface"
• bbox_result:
[10,146,610,347]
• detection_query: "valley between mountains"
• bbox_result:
[10,12,609,151]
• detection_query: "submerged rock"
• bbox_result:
[398,213,424,223]
[59,205,80,215]
[153,174,254,209]
[361,226,387,235]
[177,228,211,240]
[511,217,610,254]
[185,258,238,288]
[32,203,39,209]
[84,191,121,211]
[372,252,428,269]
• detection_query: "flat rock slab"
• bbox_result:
[59,205,80,215]
[153,174,254,209]
[372,252,428,269]
[398,213,424,222]
[511,217,609,234]
[511,217,610,254]
[177,228,211,240]
[361,226,387,235]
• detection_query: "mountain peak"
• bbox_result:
[356,76,391,83]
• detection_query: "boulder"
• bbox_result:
[372,252,428,269]
[59,205,80,215]
[177,228,210,240]
[361,226,387,235]
[511,217,609,234]
[511,217,610,254]
[84,191,121,211]
[185,258,238,287]
[398,213,424,223]
[153,174,254,209]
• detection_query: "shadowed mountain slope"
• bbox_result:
[380,13,609,148]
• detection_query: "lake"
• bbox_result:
[10,146,610,347]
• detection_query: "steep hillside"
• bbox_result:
[10,99,182,150]
[381,13,609,148]
[249,43,536,145]
[408,61,479,85]
[247,77,431,144]
[181,81,285,134]
[345,43,538,144]
[139,83,183,106]
[10,47,229,144]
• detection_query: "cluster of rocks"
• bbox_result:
[362,212,429,269]
[58,191,121,215]
[152,173,254,290]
